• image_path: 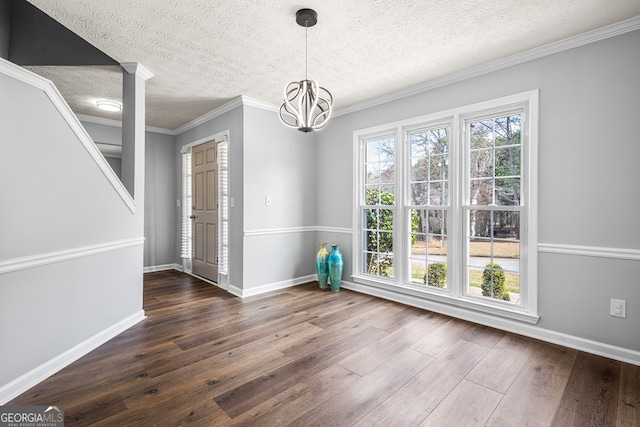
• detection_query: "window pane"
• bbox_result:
[429,155,448,181]
[467,209,520,304]
[495,146,521,176]
[470,149,493,178]
[493,211,520,241]
[494,115,521,147]
[470,120,494,149]
[410,183,429,205]
[495,178,520,206]
[363,135,396,279]
[411,158,429,182]
[363,207,394,278]
[469,114,522,206]
[469,209,492,238]
[429,182,447,206]
[408,127,449,208]
[410,209,447,288]
[366,163,382,185]
[407,128,449,288]
[470,179,492,206]
[364,208,379,231]
[366,187,395,206]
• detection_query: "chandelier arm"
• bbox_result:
[301,80,320,128]
[284,82,305,124]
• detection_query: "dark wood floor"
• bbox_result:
[9,270,639,426]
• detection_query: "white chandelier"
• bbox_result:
[279,9,333,133]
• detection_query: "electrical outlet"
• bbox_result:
[610,299,626,318]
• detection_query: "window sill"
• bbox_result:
[348,275,540,325]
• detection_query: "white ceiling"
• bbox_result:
[24,0,640,130]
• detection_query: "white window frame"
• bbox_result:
[352,91,538,323]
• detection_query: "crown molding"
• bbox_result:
[173,96,244,135]
[241,95,279,112]
[76,114,175,135]
[333,15,640,118]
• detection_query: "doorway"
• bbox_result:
[181,132,229,285]
[191,140,218,281]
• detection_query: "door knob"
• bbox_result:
[189,215,196,219]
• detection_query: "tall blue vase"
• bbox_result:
[315,242,329,290]
[328,244,344,292]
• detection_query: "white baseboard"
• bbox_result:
[233,274,317,298]
[143,263,183,273]
[0,310,146,405]
[341,280,640,366]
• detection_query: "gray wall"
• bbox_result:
[241,105,317,290]
[315,30,640,352]
[144,132,177,267]
[0,67,143,390]
[173,103,319,292]
[175,106,244,289]
[81,120,177,267]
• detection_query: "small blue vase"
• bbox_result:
[315,242,329,290]
[328,244,344,292]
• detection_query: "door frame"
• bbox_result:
[180,130,230,288]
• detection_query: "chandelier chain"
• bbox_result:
[305,26,308,80]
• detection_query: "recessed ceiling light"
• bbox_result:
[96,100,122,112]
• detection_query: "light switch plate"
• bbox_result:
[610,298,626,318]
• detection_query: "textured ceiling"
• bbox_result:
[24,0,640,130]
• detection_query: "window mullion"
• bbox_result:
[450,114,463,298]
[394,126,404,284]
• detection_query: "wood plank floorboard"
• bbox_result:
[7,270,640,426]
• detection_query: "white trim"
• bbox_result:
[227,284,243,298]
[334,16,640,118]
[538,243,640,261]
[233,275,317,298]
[243,226,317,237]
[0,310,146,405]
[350,276,539,324]
[174,97,244,135]
[120,62,154,81]
[0,238,145,274]
[315,226,353,235]
[174,96,277,135]
[95,142,122,157]
[241,95,279,112]
[341,280,640,366]
[0,58,137,214]
[242,226,353,237]
[143,263,183,273]
[77,114,175,135]
[180,130,229,153]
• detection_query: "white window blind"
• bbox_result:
[218,141,229,275]
[181,150,192,259]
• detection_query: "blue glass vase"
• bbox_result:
[315,242,329,290]
[328,244,344,292]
